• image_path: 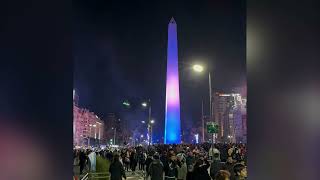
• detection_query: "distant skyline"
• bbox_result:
[73,0,246,139]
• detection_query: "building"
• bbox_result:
[73,106,105,147]
[73,91,104,147]
[213,92,247,143]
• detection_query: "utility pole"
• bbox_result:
[202,100,205,143]
[148,99,152,145]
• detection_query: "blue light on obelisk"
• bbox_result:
[165,17,181,144]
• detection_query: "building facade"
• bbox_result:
[73,91,104,147]
[213,92,247,143]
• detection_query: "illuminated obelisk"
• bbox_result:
[165,17,181,144]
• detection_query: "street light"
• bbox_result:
[112,127,117,145]
[149,119,155,145]
[192,63,213,144]
[195,134,199,144]
[141,99,152,145]
[193,64,204,72]
[122,100,131,107]
[141,102,147,107]
[141,121,145,124]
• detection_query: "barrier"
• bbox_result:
[81,173,89,180]
[81,172,110,180]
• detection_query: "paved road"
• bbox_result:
[125,170,145,180]
[74,165,145,180]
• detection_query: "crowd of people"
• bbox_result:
[73,143,247,180]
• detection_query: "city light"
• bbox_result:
[141,134,144,138]
[193,64,204,72]
[195,134,199,143]
[141,102,147,107]
[123,100,130,107]
[150,120,155,124]
[219,94,231,97]
[141,121,145,124]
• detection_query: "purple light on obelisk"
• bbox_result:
[165,17,181,144]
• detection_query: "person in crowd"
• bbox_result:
[145,153,154,176]
[87,150,97,172]
[222,157,235,179]
[164,154,178,180]
[79,150,87,175]
[209,145,220,161]
[185,151,195,180]
[129,149,138,174]
[123,150,130,171]
[177,155,187,180]
[214,170,231,180]
[210,152,225,179]
[192,157,210,180]
[138,150,146,171]
[109,154,126,180]
[233,163,247,180]
[142,151,147,170]
[148,153,164,180]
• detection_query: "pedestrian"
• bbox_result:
[123,151,130,171]
[233,163,247,180]
[214,170,231,180]
[138,151,146,170]
[164,155,178,180]
[130,149,138,174]
[88,150,97,172]
[192,158,210,180]
[79,150,87,175]
[186,151,195,180]
[148,153,164,180]
[177,156,187,180]
[145,153,154,176]
[222,157,235,179]
[210,152,225,179]
[209,145,220,161]
[109,154,126,180]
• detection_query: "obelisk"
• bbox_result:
[164,17,181,144]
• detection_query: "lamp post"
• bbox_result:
[112,127,116,145]
[150,119,155,145]
[142,99,152,145]
[192,64,213,143]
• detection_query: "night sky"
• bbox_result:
[73,0,246,140]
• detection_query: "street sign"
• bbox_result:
[207,122,218,134]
